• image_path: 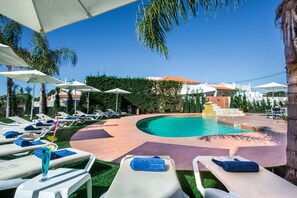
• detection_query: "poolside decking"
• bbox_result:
[70,114,287,170]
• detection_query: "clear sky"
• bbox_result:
[0,0,286,95]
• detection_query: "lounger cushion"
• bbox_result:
[34,148,76,160]
[4,131,23,139]
[15,138,45,147]
[212,159,259,172]
[130,156,166,172]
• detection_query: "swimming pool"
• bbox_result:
[136,116,250,137]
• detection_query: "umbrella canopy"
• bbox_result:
[0,0,137,33]
[0,70,61,83]
[0,43,29,67]
[0,70,62,120]
[254,82,287,90]
[77,86,101,114]
[104,88,131,112]
[254,82,287,99]
[105,88,131,94]
[56,81,90,114]
[180,84,216,95]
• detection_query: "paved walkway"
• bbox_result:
[70,114,287,170]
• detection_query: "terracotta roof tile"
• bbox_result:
[212,86,234,91]
[161,76,200,84]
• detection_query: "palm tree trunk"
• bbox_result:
[281,0,297,185]
[6,65,12,118]
[39,83,47,114]
[286,68,297,185]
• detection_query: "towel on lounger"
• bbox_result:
[24,125,41,131]
[4,131,23,139]
[34,148,76,160]
[36,122,52,127]
[46,120,55,124]
[130,156,166,172]
[212,158,259,172]
[15,138,45,147]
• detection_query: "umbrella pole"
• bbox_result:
[30,83,36,121]
[74,89,77,114]
[87,92,90,114]
[116,92,118,112]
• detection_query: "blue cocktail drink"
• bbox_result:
[40,147,51,182]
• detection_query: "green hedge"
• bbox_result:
[85,75,183,113]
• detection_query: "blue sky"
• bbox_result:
[0,0,285,95]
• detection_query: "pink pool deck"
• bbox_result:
[70,113,287,170]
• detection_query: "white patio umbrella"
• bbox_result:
[0,70,62,120]
[0,0,137,33]
[55,81,90,114]
[0,43,29,67]
[104,88,131,112]
[254,82,287,99]
[77,86,101,114]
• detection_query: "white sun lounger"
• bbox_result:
[0,125,54,145]
[0,148,95,190]
[101,155,189,198]
[57,112,84,126]
[74,110,103,120]
[8,116,32,125]
[193,156,297,198]
[0,139,54,157]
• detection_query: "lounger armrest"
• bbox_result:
[192,156,206,196]
[84,154,96,172]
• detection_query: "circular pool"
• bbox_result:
[136,116,250,137]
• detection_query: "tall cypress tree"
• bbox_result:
[53,88,61,115]
[67,90,74,115]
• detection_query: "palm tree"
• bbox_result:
[137,0,297,184]
[275,0,297,185]
[0,16,30,117]
[30,32,77,114]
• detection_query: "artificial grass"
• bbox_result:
[0,118,226,198]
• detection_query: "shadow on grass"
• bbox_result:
[66,159,120,198]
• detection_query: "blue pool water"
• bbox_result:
[136,116,250,137]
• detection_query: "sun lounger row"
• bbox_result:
[1,151,297,197]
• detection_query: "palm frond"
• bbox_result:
[0,20,22,49]
[137,0,244,58]
[55,47,78,67]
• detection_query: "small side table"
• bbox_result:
[14,168,92,198]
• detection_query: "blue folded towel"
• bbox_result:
[4,131,23,139]
[212,159,259,172]
[130,156,166,172]
[46,120,55,124]
[14,138,30,147]
[66,116,76,120]
[36,122,52,127]
[15,138,45,147]
[34,148,76,160]
[24,125,41,131]
[29,140,45,146]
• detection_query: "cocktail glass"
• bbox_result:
[39,147,51,182]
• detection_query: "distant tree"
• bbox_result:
[47,89,56,97]
[30,33,77,114]
[11,83,19,115]
[0,15,31,117]
[67,90,74,115]
[24,86,32,115]
[53,87,61,115]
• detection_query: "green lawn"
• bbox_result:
[0,118,226,198]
